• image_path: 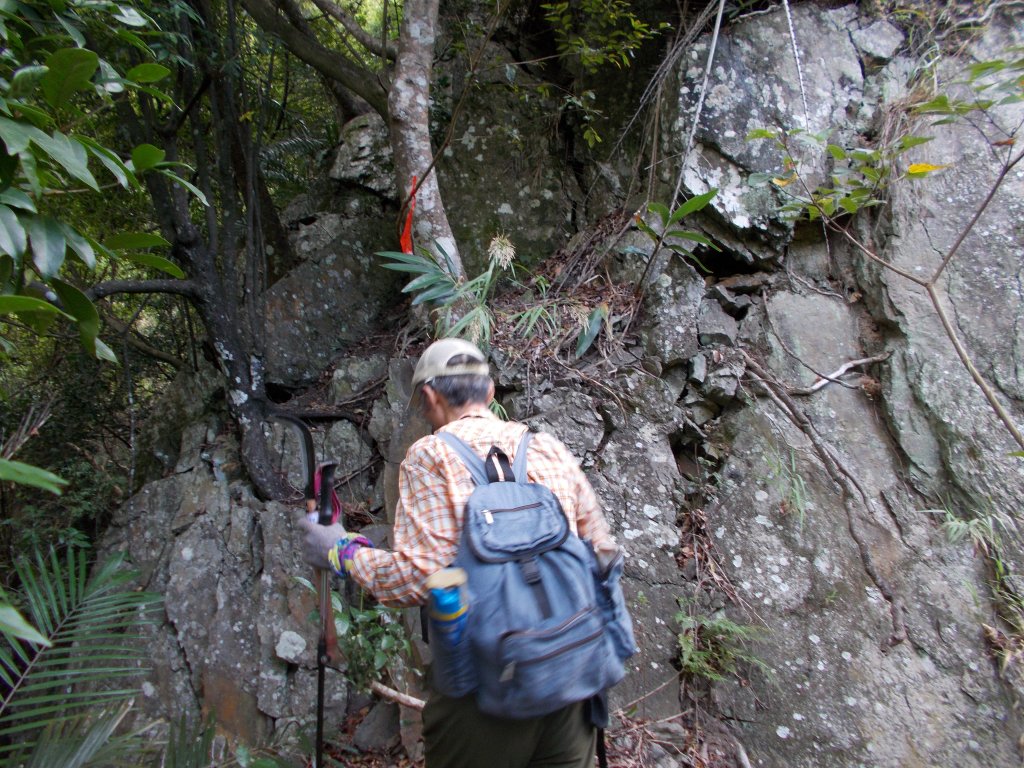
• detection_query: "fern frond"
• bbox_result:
[0,546,161,759]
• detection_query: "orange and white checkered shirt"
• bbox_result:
[349,411,616,607]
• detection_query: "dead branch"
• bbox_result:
[103,313,184,369]
[788,352,891,396]
[1,401,53,460]
[370,680,424,710]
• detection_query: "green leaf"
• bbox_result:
[125,63,170,83]
[25,215,66,278]
[0,295,70,318]
[159,169,208,205]
[682,251,711,274]
[96,59,125,95]
[9,66,48,99]
[51,278,99,340]
[747,172,774,187]
[668,188,717,223]
[897,135,934,152]
[826,144,846,161]
[76,136,137,189]
[113,5,150,26]
[0,605,50,646]
[0,188,36,212]
[646,201,670,224]
[401,272,446,293]
[632,218,657,241]
[104,232,169,250]
[838,196,860,214]
[123,252,185,278]
[40,48,99,109]
[34,132,99,190]
[410,283,456,306]
[575,304,608,358]
[0,205,26,257]
[746,128,776,140]
[129,143,165,172]
[93,337,117,363]
[60,224,95,268]
[0,459,67,494]
[0,116,47,154]
[666,229,721,251]
[1010,451,1024,458]
[53,12,87,46]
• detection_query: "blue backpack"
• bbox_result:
[431,430,636,719]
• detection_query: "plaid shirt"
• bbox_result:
[349,410,616,607]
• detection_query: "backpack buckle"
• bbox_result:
[520,557,541,584]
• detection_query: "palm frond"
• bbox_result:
[24,700,133,768]
[0,546,161,761]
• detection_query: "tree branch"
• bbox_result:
[162,73,212,138]
[926,283,1024,449]
[308,0,397,60]
[240,0,388,117]
[87,279,200,301]
[103,313,184,369]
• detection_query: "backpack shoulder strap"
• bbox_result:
[510,430,533,482]
[436,431,489,485]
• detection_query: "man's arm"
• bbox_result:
[348,448,460,606]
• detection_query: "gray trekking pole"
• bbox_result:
[313,461,337,768]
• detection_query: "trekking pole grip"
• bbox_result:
[317,463,337,526]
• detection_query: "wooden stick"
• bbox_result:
[370,680,425,710]
[788,352,891,395]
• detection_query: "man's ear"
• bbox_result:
[421,384,438,410]
[487,380,495,403]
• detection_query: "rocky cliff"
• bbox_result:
[100,3,1024,765]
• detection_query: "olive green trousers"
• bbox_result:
[422,693,596,768]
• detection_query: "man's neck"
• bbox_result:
[442,403,492,426]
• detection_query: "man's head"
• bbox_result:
[411,338,493,428]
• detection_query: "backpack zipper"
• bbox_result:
[498,608,601,682]
[481,501,543,524]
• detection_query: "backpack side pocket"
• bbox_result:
[593,549,638,663]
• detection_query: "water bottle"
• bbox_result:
[427,567,468,644]
[426,567,476,697]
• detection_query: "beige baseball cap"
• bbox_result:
[411,338,490,391]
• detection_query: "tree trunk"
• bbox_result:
[388,0,463,277]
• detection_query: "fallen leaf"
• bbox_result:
[907,162,950,176]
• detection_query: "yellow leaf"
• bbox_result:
[907,162,950,175]
[771,176,793,187]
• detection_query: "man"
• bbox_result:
[298,337,621,768]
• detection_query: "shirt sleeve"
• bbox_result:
[347,445,459,607]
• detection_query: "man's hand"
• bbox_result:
[296,515,347,571]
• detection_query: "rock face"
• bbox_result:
[660,4,1024,767]
[100,3,1024,766]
